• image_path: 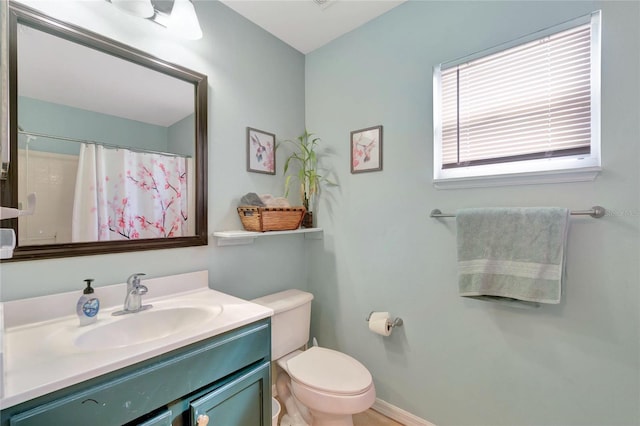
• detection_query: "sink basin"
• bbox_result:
[74,305,223,351]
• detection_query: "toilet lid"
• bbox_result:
[286,347,372,396]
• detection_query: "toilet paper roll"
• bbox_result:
[368,311,392,336]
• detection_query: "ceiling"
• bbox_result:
[219,0,407,54]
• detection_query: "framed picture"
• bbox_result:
[247,127,276,174]
[351,125,382,173]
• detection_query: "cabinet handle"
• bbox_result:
[197,414,210,426]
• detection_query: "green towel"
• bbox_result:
[456,207,569,304]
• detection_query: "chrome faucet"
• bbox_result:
[113,273,152,316]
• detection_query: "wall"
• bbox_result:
[21,96,195,158]
[17,149,77,245]
[1,0,307,303]
[18,97,169,155]
[168,113,195,157]
[306,1,639,425]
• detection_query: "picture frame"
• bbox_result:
[247,127,276,174]
[351,125,383,173]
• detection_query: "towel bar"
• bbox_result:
[430,206,606,219]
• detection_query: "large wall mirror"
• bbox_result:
[1,2,208,261]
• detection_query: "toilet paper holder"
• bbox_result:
[366,311,403,329]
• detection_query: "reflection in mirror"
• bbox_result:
[2,2,208,261]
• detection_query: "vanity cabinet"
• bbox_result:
[1,319,271,426]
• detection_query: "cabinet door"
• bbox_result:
[136,409,173,426]
[190,361,270,426]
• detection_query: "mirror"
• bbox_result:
[1,2,208,261]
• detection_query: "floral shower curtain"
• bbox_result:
[72,143,189,242]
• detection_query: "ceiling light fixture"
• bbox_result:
[167,0,203,40]
[313,0,337,11]
[107,0,203,40]
[110,0,155,18]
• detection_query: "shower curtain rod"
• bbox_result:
[18,130,192,159]
[430,206,607,219]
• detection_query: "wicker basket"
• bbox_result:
[237,206,306,232]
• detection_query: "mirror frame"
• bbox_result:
[1,2,208,261]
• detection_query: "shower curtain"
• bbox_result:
[72,143,189,242]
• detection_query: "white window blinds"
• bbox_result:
[440,23,593,169]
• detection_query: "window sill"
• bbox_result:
[433,167,601,189]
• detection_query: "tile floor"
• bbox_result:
[275,397,403,426]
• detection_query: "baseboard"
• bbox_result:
[371,398,436,426]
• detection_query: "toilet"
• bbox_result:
[252,289,376,426]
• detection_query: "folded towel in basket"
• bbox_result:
[456,207,569,304]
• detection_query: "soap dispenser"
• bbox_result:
[77,278,100,326]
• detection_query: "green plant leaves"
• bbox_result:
[280,130,333,209]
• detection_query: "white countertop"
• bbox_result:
[0,271,273,409]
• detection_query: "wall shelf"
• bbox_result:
[212,228,323,246]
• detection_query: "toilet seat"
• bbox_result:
[286,346,373,395]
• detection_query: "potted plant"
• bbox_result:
[280,130,333,228]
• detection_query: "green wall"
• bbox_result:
[18,96,173,155]
[20,96,195,157]
[168,113,195,157]
[306,1,639,425]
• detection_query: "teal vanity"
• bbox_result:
[0,271,274,425]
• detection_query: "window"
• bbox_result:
[433,11,601,188]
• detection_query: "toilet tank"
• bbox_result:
[252,289,314,360]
